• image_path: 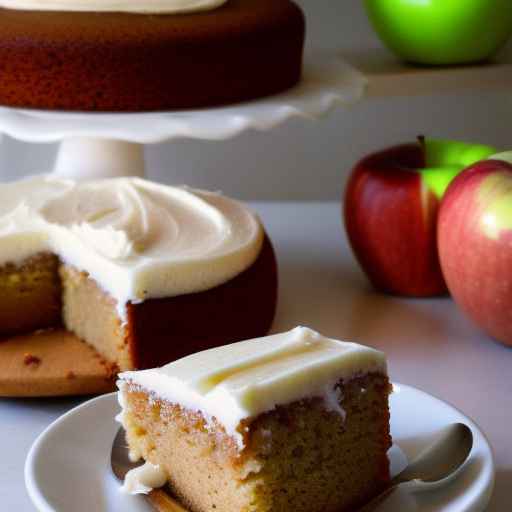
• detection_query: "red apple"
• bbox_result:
[438,158,512,347]
[344,139,497,297]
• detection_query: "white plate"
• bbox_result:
[25,383,494,512]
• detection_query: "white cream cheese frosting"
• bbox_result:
[0,175,263,320]
[118,327,387,449]
[122,462,167,495]
[0,0,227,13]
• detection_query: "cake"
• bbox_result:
[0,176,278,372]
[117,326,392,512]
[0,0,305,111]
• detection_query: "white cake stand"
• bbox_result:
[0,52,366,180]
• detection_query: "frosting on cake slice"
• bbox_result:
[118,326,386,448]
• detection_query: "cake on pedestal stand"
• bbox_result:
[0,52,366,396]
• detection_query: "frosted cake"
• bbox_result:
[0,176,277,372]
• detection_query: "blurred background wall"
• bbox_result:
[2,0,511,199]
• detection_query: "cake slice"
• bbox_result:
[117,326,392,512]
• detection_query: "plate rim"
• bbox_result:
[24,382,496,512]
[25,392,111,512]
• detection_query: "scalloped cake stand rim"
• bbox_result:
[0,51,366,144]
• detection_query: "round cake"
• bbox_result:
[0,176,278,371]
[0,0,305,111]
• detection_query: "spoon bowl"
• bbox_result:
[358,423,473,511]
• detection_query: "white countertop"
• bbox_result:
[2,202,511,511]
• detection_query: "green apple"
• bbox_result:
[364,0,512,65]
[421,138,498,198]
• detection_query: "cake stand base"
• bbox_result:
[0,330,116,397]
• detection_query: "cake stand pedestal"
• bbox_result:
[0,52,365,396]
[53,138,145,179]
[0,52,366,180]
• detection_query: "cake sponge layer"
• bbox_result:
[0,253,61,335]
[60,265,131,371]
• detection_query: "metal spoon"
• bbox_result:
[358,422,474,511]
[111,422,473,512]
[110,427,187,512]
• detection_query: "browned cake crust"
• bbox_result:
[0,0,305,111]
[127,234,278,369]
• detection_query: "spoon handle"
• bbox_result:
[356,485,398,512]
[147,489,190,512]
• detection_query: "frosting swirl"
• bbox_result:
[0,176,263,318]
[0,0,227,13]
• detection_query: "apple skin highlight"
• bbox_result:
[438,159,512,347]
[344,143,446,297]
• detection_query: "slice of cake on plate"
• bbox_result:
[117,326,392,512]
[0,176,277,373]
